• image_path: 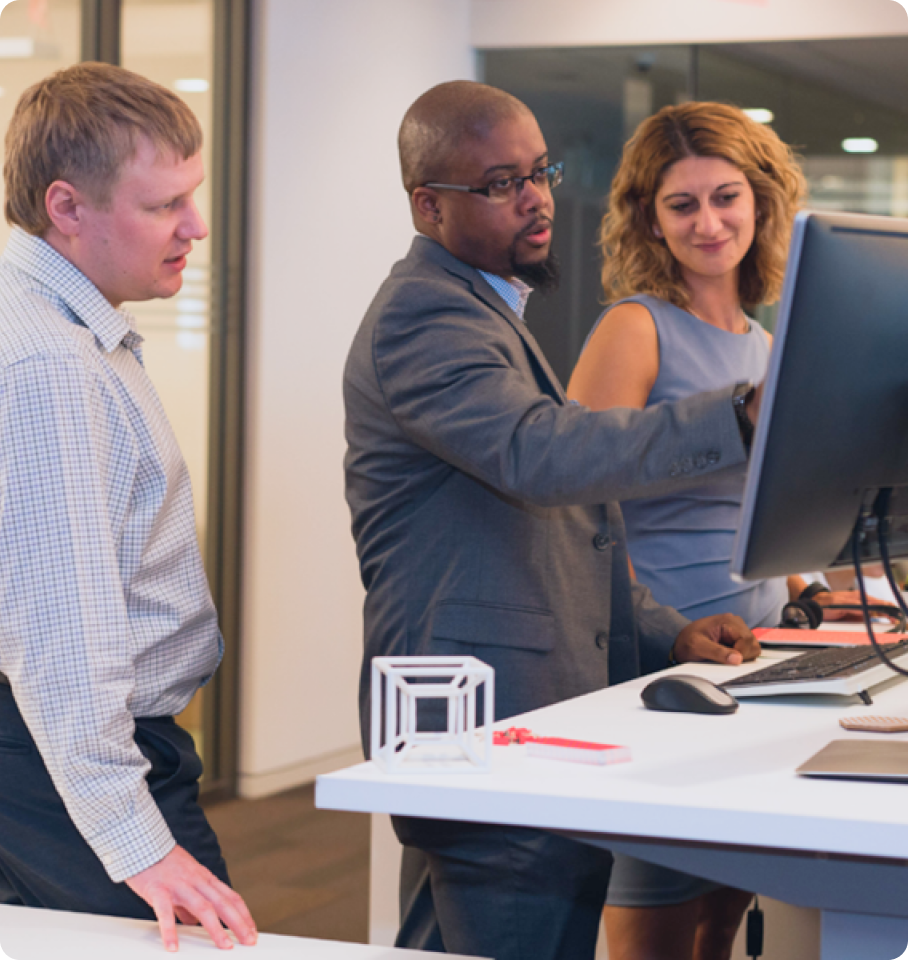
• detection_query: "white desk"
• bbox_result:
[317,658,908,960]
[0,904,482,959]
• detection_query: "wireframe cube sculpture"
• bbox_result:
[371,656,495,773]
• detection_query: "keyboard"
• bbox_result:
[721,640,908,700]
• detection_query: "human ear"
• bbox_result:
[45,180,87,237]
[411,187,442,226]
[640,198,662,240]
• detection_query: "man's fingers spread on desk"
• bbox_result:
[182,895,233,951]
[190,878,257,947]
[226,888,257,945]
[149,895,179,953]
[174,906,200,926]
[179,877,256,948]
[126,846,256,950]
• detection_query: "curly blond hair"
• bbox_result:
[600,101,806,310]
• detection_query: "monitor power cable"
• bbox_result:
[851,488,908,679]
[746,893,764,959]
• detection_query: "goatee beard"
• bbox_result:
[512,250,561,295]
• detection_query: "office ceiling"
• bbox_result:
[719,38,908,119]
[482,36,908,155]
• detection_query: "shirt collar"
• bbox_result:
[477,270,533,321]
[3,227,143,354]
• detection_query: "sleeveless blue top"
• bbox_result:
[598,294,788,629]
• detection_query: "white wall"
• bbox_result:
[471,0,908,48]
[241,0,474,797]
[240,0,908,804]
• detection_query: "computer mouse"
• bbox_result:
[641,674,739,715]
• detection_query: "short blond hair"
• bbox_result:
[5,61,202,235]
[600,101,806,310]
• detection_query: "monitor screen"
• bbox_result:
[731,210,908,582]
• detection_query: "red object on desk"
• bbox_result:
[493,727,534,745]
[493,727,631,766]
[754,628,908,647]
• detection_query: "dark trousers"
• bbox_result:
[393,815,613,960]
[0,683,229,918]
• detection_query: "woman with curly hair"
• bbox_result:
[568,102,860,960]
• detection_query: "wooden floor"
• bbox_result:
[205,783,371,943]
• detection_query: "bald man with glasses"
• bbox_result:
[343,80,759,960]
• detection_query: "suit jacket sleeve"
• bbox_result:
[372,272,747,508]
[631,579,689,674]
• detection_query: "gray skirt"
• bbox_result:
[605,852,721,907]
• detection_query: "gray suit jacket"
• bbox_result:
[344,236,747,744]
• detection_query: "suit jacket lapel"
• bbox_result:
[412,236,568,403]
[470,274,568,403]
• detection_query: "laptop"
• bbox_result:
[797,739,908,782]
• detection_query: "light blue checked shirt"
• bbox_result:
[0,228,222,882]
[478,270,532,321]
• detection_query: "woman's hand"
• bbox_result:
[814,590,899,623]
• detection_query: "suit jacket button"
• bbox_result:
[707,450,721,464]
[695,454,707,469]
[680,457,693,473]
[593,533,610,551]
[595,632,608,650]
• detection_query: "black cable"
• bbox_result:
[746,894,764,959]
[874,488,908,626]
[852,490,908,678]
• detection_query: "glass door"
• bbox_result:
[482,37,908,379]
[0,1,81,251]
[120,0,215,759]
[0,0,247,798]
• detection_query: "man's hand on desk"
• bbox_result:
[671,614,761,667]
[125,844,257,952]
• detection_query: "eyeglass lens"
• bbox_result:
[488,164,563,200]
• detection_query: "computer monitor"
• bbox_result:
[731,210,908,582]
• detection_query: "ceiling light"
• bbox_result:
[743,108,774,124]
[842,138,878,154]
[174,78,209,93]
[0,37,58,59]
[0,38,31,57]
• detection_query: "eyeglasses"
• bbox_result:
[423,162,564,204]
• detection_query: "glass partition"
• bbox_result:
[0,0,81,250]
[483,46,693,380]
[482,37,908,381]
[121,0,215,755]
[0,0,243,797]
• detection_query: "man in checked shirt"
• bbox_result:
[0,63,256,951]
